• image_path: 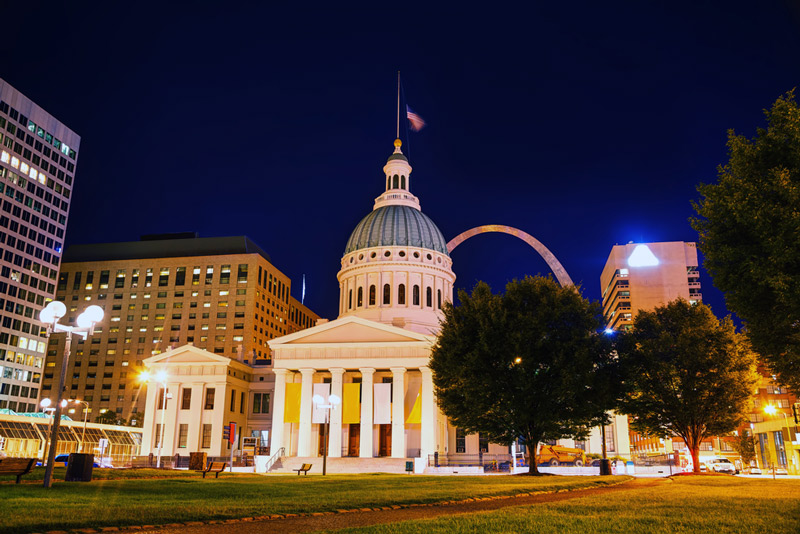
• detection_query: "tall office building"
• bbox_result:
[600,241,701,331]
[0,79,80,413]
[42,234,318,422]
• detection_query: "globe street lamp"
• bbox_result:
[140,369,170,468]
[39,301,104,488]
[312,393,341,476]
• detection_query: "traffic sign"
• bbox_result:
[228,422,237,444]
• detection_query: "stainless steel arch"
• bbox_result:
[446,225,574,287]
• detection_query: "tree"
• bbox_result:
[616,300,758,474]
[731,429,757,468]
[692,91,800,392]
[126,411,144,428]
[430,276,618,475]
[95,410,122,425]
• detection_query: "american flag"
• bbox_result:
[406,106,426,132]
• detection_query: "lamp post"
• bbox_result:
[39,398,57,465]
[39,301,104,488]
[312,393,341,476]
[140,369,170,468]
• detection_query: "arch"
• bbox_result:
[401,175,406,189]
[393,174,399,188]
[412,284,420,306]
[426,287,432,307]
[383,283,391,305]
[369,284,376,306]
[398,284,406,305]
[357,287,363,307]
[446,225,574,287]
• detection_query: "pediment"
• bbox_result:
[143,344,231,365]
[271,316,434,347]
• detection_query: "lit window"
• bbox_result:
[20,163,29,174]
[10,157,19,168]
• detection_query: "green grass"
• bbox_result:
[0,466,200,482]
[0,473,627,534]
[329,477,800,534]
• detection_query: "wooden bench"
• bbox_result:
[293,463,312,476]
[0,458,36,484]
[202,461,227,478]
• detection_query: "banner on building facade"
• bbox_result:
[374,383,392,424]
[284,383,301,423]
[342,383,361,424]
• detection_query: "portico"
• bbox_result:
[268,316,440,460]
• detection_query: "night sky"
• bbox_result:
[2,2,799,321]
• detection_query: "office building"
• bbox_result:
[600,241,701,331]
[0,79,80,413]
[41,234,318,422]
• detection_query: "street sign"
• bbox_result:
[222,425,230,441]
[98,438,108,454]
[229,422,237,445]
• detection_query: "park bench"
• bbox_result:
[201,461,227,478]
[293,463,312,475]
[0,457,36,484]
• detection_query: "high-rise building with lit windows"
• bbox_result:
[0,79,80,413]
[600,241,701,331]
[42,234,318,423]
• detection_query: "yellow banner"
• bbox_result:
[284,383,301,423]
[405,392,421,424]
[342,383,361,424]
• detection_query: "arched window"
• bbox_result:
[393,174,399,188]
[357,287,363,307]
[398,284,406,305]
[426,287,432,307]
[348,289,353,309]
[413,285,420,306]
[383,283,391,305]
[437,289,442,309]
[369,285,376,306]
[400,175,406,189]
[387,176,391,190]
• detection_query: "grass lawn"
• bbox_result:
[329,476,800,534]
[0,466,200,482]
[0,472,627,534]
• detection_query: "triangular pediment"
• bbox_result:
[143,344,232,366]
[270,316,434,347]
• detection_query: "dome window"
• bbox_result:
[426,253,432,261]
[383,284,391,305]
[426,287,433,308]
[393,174,399,188]
[349,289,353,309]
[398,284,406,305]
[413,285,420,306]
[401,175,406,189]
[387,176,391,190]
[371,252,377,259]
[357,287,364,307]
[399,251,406,257]
[358,253,364,261]
[413,251,420,259]
[437,289,442,309]
[369,285,376,306]
[384,251,391,257]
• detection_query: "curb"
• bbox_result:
[33,476,634,534]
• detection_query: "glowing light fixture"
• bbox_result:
[764,404,777,416]
[627,244,659,267]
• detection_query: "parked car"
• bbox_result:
[704,457,736,474]
[746,466,762,475]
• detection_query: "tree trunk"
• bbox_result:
[690,444,701,474]
[525,435,539,475]
[683,428,703,474]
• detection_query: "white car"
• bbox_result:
[704,457,736,474]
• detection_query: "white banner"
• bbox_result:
[311,383,331,424]
[373,383,392,424]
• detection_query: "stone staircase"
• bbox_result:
[269,456,413,474]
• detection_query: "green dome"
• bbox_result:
[345,205,450,256]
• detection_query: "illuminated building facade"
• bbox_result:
[41,234,318,424]
[600,241,701,331]
[0,79,79,413]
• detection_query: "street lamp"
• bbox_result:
[39,301,104,488]
[140,369,170,468]
[312,393,341,476]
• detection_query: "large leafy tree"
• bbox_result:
[430,276,618,475]
[692,91,800,392]
[617,300,758,474]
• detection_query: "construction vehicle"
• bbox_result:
[536,444,586,466]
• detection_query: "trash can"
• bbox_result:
[189,452,208,471]
[66,453,94,482]
[599,458,612,476]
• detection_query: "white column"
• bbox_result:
[391,367,407,458]
[329,368,344,458]
[359,367,375,458]
[297,368,315,457]
[141,379,159,455]
[269,369,289,455]
[419,366,435,460]
[163,381,180,456]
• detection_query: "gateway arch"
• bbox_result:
[446,225,574,287]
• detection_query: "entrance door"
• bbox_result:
[347,424,360,456]
[379,424,392,456]
[318,425,327,457]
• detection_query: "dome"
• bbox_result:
[345,205,450,256]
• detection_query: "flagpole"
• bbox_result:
[396,71,400,139]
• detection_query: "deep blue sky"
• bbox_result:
[2,1,799,320]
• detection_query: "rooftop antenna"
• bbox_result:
[396,71,401,139]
